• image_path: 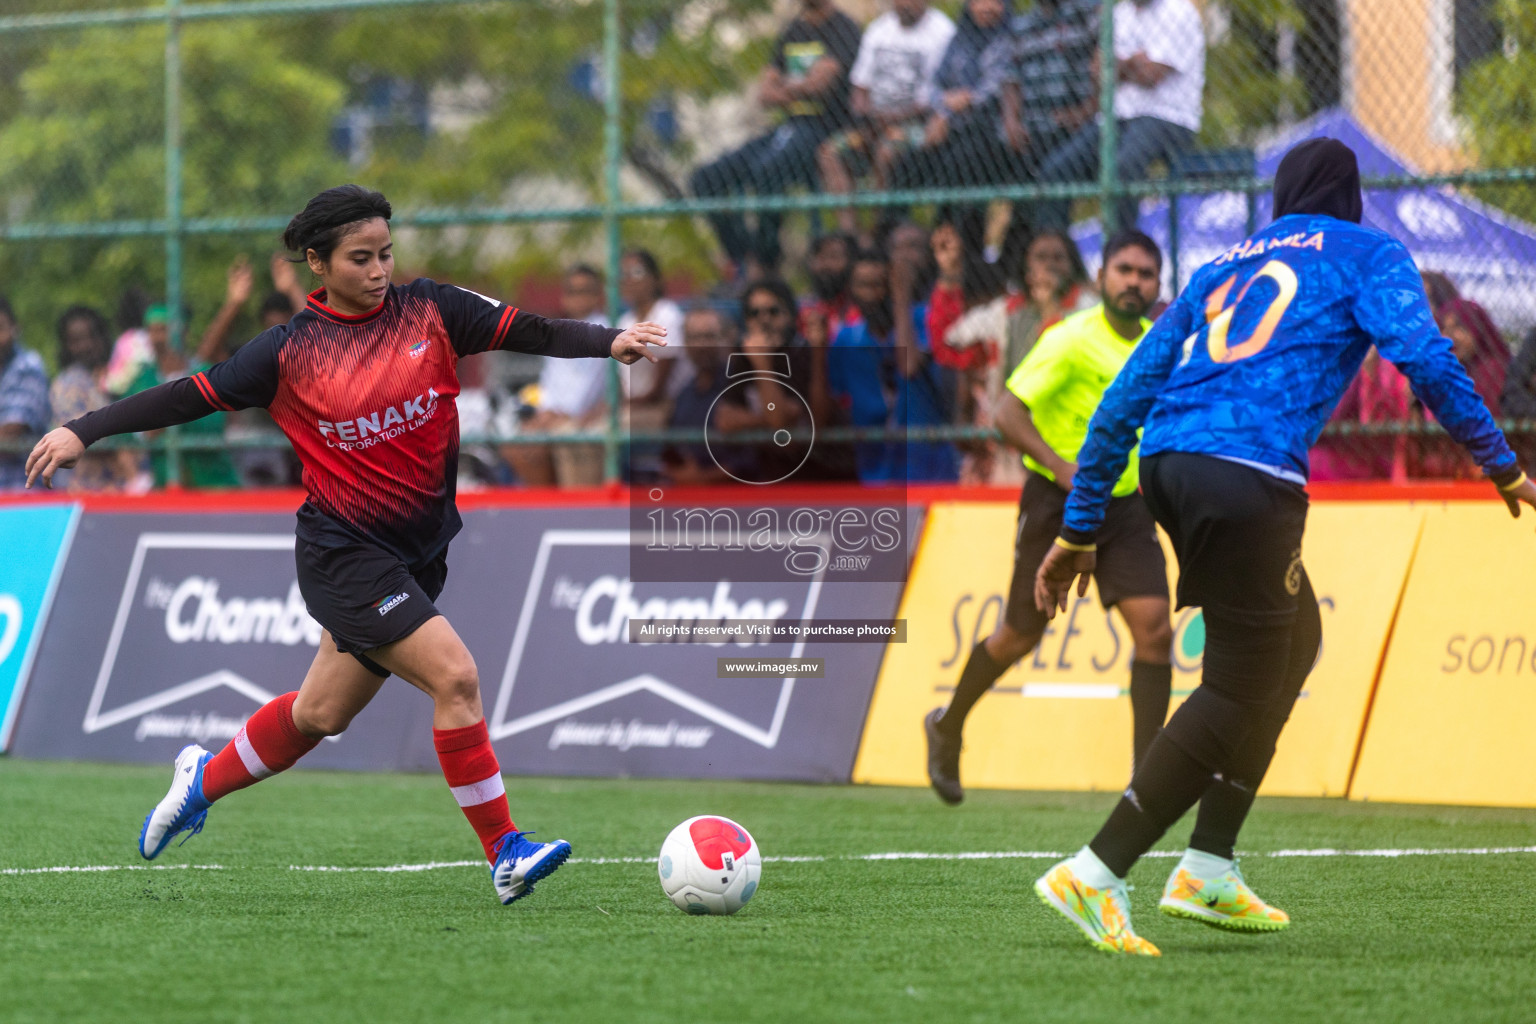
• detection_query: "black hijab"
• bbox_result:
[1272,137,1363,224]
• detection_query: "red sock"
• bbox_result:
[202,692,321,802]
[434,720,515,862]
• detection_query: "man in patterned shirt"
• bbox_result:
[0,296,52,490]
[979,0,1100,257]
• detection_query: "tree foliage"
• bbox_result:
[1459,0,1536,222]
[0,0,773,360]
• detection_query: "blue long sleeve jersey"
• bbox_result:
[1060,213,1519,543]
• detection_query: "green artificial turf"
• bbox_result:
[2,759,1534,1024]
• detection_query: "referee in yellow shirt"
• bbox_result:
[925,230,1172,804]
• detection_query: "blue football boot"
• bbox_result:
[491,830,572,904]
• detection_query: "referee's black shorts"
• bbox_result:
[1005,470,1169,634]
[1139,452,1309,625]
[295,538,448,677]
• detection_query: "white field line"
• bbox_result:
[0,864,226,876]
[6,846,1536,877]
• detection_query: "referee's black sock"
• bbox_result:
[1129,660,1172,769]
[1089,733,1214,878]
[938,642,1007,739]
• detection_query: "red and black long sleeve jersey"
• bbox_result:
[68,279,619,566]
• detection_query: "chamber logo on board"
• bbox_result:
[83,533,326,741]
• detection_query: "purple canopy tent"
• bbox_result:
[1072,109,1536,330]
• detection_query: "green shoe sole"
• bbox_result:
[1160,899,1290,933]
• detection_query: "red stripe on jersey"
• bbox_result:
[306,287,387,325]
[193,372,232,411]
[489,306,516,351]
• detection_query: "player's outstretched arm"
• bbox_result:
[1358,242,1523,488]
[26,371,241,489]
[25,330,279,489]
[611,321,668,365]
[24,427,86,489]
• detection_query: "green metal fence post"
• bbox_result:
[601,0,623,486]
[1097,1,1118,235]
[164,0,184,487]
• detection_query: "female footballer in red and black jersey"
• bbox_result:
[26,185,667,905]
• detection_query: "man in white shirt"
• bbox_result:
[1033,0,1205,234]
[816,0,956,236]
[500,264,611,488]
[616,248,689,433]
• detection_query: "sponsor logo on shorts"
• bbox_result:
[375,593,411,617]
[1285,548,1303,596]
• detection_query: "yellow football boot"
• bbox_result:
[1159,856,1290,933]
[1035,856,1162,956]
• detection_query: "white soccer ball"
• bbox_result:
[657,815,762,915]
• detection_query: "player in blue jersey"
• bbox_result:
[1028,138,1536,956]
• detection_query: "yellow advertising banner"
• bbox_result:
[1350,503,1536,807]
[853,500,1422,797]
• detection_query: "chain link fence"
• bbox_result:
[1,0,1533,489]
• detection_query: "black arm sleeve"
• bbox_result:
[425,278,618,358]
[66,377,219,447]
[65,327,283,448]
[502,310,619,359]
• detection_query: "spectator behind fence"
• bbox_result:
[829,249,958,482]
[0,296,52,491]
[690,0,862,279]
[49,305,145,492]
[191,258,292,487]
[818,0,956,237]
[987,0,1101,258]
[923,221,1018,484]
[500,264,611,488]
[1310,350,1412,482]
[104,287,152,397]
[1414,298,1511,479]
[799,233,861,341]
[886,219,939,304]
[1005,228,1097,372]
[123,303,240,489]
[1319,297,1513,482]
[885,0,1019,251]
[238,262,306,486]
[661,305,757,485]
[1504,324,1536,419]
[1421,270,1460,310]
[617,249,688,433]
[1502,322,1536,470]
[712,277,855,482]
[1034,0,1204,234]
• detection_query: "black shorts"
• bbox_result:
[1005,471,1169,633]
[295,538,448,677]
[1139,452,1309,625]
